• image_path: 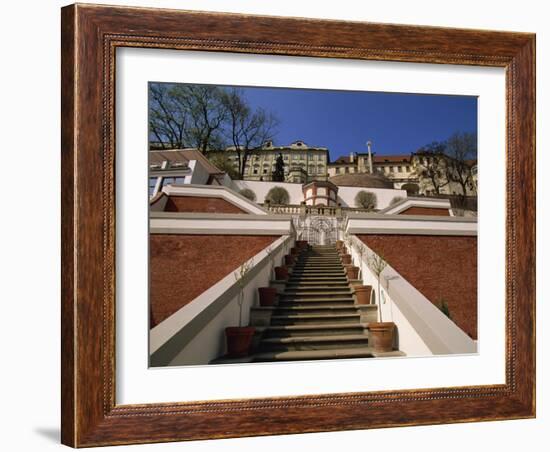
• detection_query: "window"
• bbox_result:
[170,161,187,169]
[335,167,340,174]
[149,177,158,197]
[263,169,267,174]
[162,176,185,187]
[345,167,349,174]
[253,169,258,174]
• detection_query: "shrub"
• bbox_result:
[239,188,256,202]
[437,299,452,320]
[265,186,290,205]
[390,196,405,206]
[354,191,377,210]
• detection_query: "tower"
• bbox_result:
[366,140,374,174]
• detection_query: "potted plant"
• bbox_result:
[344,264,359,280]
[258,287,277,306]
[284,254,296,266]
[353,284,372,305]
[341,254,352,265]
[296,240,308,250]
[335,240,344,250]
[225,260,255,357]
[274,265,289,280]
[366,251,395,353]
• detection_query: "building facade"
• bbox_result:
[149,149,230,198]
[208,140,329,183]
[328,150,477,197]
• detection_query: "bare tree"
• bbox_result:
[221,88,279,179]
[182,85,228,153]
[148,83,228,152]
[445,131,478,199]
[149,83,188,149]
[414,142,449,194]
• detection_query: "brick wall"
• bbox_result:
[164,196,247,214]
[358,234,477,339]
[150,234,279,327]
[400,206,449,216]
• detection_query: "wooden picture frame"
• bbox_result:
[61,3,535,447]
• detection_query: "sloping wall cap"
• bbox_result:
[150,212,295,236]
[379,196,452,215]
[345,212,477,236]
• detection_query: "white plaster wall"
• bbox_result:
[337,186,407,209]
[165,236,294,365]
[232,180,305,204]
[188,159,210,185]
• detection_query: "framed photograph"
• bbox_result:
[61,3,535,447]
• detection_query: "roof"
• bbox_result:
[149,149,224,175]
[329,154,412,166]
[328,173,394,189]
[217,140,328,153]
[331,156,352,164]
[372,155,412,164]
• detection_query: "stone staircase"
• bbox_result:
[251,244,378,362]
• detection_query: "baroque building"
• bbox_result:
[327,142,477,197]
[207,140,329,183]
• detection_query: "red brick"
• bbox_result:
[358,234,477,339]
[150,234,279,327]
[164,196,247,214]
[400,206,449,216]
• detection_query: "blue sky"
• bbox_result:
[240,85,477,160]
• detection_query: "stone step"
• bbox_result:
[263,322,367,337]
[274,305,359,315]
[298,257,341,260]
[279,295,354,305]
[279,301,356,308]
[291,270,345,274]
[285,282,350,288]
[288,281,348,285]
[270,313,360,325]
[295,265,343,268]
[252,347,375,362]
[258,334,370,352]
[283,291,353,298]
[287,280,349,285]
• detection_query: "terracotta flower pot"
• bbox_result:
[225,326,256,357]
[353,285,372,305]
[341,254,352,265]
[258,287,278,306]
[345,265,359,280]
[274,265,289,280]
[290,247,300,256]
[339,246,348,256]
[296,240,308,249]
[368,322,395,352]
[335,240,344,250]
[284,254,295,266]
